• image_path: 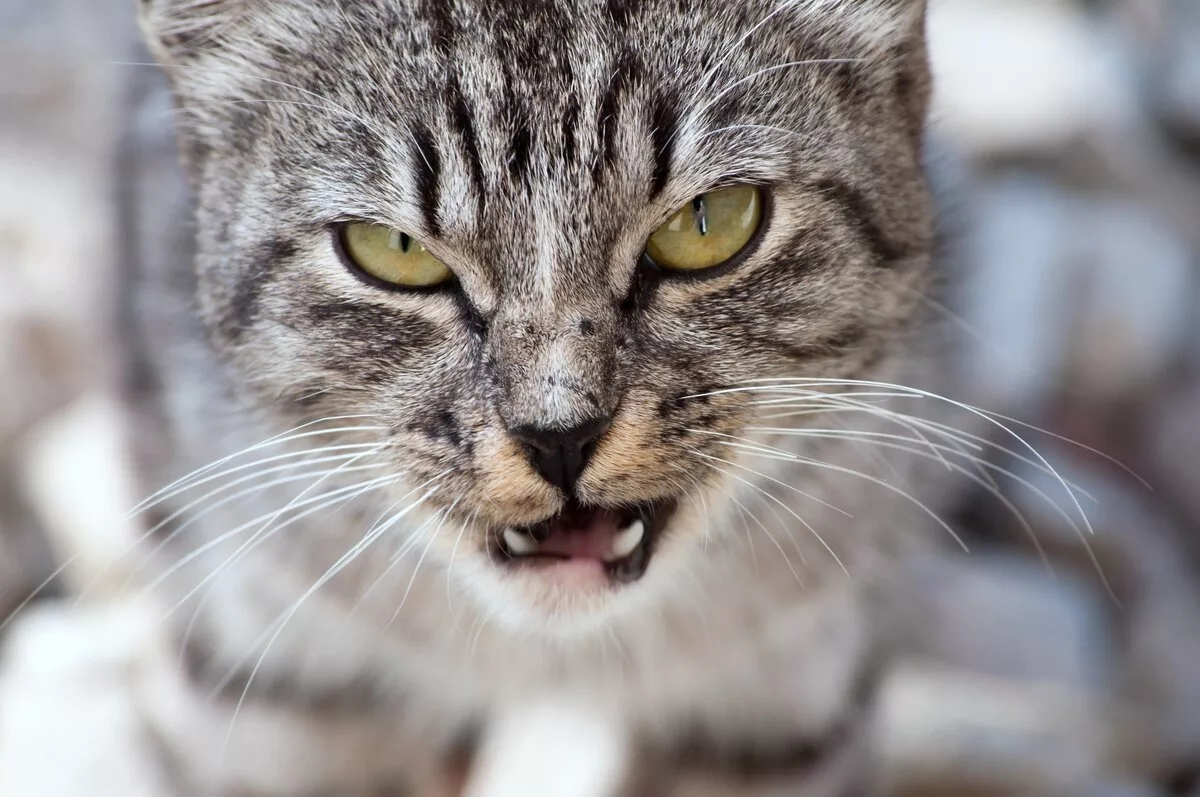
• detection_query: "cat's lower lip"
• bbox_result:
[490,499,677,584]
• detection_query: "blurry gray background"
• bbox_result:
[0,1,1198,796]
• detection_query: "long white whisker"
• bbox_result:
[150,471,398,616]
[695,58,864,122]
[733,376,1145,486]
[0,559,74,634]
[217,482,446,762]
[751,404,1096,501]
[692,437,971,553]
[387,497,463,629]
[695,0,814,93]
[722,428,1056,568]
[726,494,760,574]
[120,459,388,603]
[130,418,384,514]
[689,459,807,586]
[688,449,845,572]
[113,60,380,135]
[686,431,854,517]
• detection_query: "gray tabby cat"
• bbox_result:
[120,0,951,794]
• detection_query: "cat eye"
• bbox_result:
[644,185,764,273]
[338,222,453,288]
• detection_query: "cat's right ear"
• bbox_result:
[137,0,236,64]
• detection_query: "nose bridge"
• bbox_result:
[491,305,616,431]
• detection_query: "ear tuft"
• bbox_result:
[138,0,241,63]
[839,0,928,55]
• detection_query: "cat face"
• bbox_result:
[142,0,933,632]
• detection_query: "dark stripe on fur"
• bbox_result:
[605,0,640,27]
[180,633,399,716]
[667,649,881,778]
[595,51,637,181]
[509,123,532,183]
[411,126,442,237]
[303,299,440,385]
[810,178,908,266]
[648,94,678,199]
[448,78,486,197]
[561,99,580,165]
[671,717,856,779]
[773,322,870,363]
[224,237,296,340]
[418,0,456,52]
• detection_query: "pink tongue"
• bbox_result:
[535,510,620,560]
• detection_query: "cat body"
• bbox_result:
[120,1,945,794]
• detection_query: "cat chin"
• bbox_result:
[460,558,645,638]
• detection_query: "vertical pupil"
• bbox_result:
[692,195,709,236]
[388,230,413,253]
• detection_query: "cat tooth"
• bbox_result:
[503,528,539,556]
[609,519,645,561]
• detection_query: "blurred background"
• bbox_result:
[0,0,1197,795]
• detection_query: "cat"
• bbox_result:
[119,0,954,794]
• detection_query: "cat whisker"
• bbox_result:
[142,448,386,544]
[152,470,400,618]
[687,431,852,517]
[726,494,761,574]
[0,559,76,634]
[739,375,1145,486]
[739,426,1055,569]
[687,447,844,571]
[174,471,410,663]
[130,416,385,515]
[207,476,450,673]
[694,0,815,95]
[688,379,1105,502]
[746,391,962,472]
[693,431,971,554]
[696,122,827,150]
[387,497,463,630]
[122,458,389,594]
[217,481,449,761]
[687,456,808,587]
[744,383,1112,588]
[751,401,1096,501]
[445,508,480,618]
[113,59,382,138]
[698,380,1111,590]
[344,472,460,619]
[695,58,865,123]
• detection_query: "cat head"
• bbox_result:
[141,0,934,633]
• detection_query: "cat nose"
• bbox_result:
[510,416,612,495]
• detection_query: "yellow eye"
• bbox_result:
[645,185,764,272]
[340,223,453,288]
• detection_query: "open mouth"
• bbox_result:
[493,500,678,584]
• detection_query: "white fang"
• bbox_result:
[503,528,539,556]
[607,519,644,561]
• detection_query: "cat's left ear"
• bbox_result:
[137,0,238,64]
[835,0,931,143]
[841,0,928,53]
